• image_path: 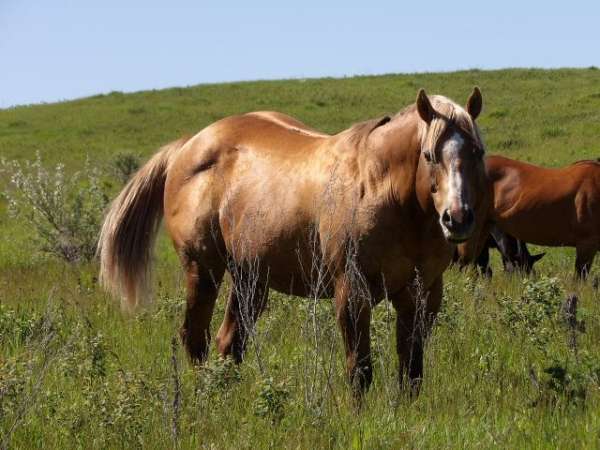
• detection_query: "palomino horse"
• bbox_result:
[98,88,487,396]
[459,155,599,279]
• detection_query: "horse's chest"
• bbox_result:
[365,238,450,294]
[352,211,452,295]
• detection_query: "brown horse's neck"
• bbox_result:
[364,111,434,215]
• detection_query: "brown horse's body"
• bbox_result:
[99,90,487,396]
[460,155,600,277]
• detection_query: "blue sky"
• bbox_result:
[1,1,599,107]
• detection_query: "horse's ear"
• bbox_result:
[466,86,482,120]
[531,252,545,264]
[416,89,435,124]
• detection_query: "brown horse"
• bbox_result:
[98,88,487,396]
[459,155,600,278]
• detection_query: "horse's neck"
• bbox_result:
[364,113,431,211]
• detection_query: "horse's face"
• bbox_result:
[417,88,486,243]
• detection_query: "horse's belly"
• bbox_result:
[222,208,334,297]
[499,212,578,247]
[261,235,335,298]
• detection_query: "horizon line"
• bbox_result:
[2,65,598,111]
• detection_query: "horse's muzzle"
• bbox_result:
[440,206,475,242]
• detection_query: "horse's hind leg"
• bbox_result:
[216,269,269,363]
[180,261,225,363]
[575,244,597,280]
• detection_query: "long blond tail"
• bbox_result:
[98,136,190,311]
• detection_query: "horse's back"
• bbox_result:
[166,111,330,190]
[246,111,330,138]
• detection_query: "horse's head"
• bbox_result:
[485,225,545,274]
[416,88,487,243]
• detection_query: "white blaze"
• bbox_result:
[443,132,466,212]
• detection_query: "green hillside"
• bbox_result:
[2,68,600,268]
[2,68,600,167]
[1,69,600,449]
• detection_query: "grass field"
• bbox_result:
[1,68,600,449]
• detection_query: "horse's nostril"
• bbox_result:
[442,210,452,227]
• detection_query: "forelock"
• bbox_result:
[418,95,483,159]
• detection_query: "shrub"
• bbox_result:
[0,153,109,263]
[109,151,140,185]
[499,276,563,350]
[521,276,563,318]
[253,376,290,424]
[532,353,600,407]
[196,357,242,398]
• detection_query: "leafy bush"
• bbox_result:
[196,357,242,398]
[542,361,588,404]
[533,353,600,407]
[0,153,109,262]
[521,276,563,316]
[253,376,290,424]
[109,151,140,185]
[499,276,563,349]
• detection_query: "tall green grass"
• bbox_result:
[2,264,599,448]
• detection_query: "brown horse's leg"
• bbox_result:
[216,272,269,363]
[180,262,225,364]
[575,244,597,280]
[391,275,442,395]
[334,278,372,397]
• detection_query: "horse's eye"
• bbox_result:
[423,150,433,162]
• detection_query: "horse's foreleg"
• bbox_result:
[216,271,268,363]
[475,243,492,277]
[575,244,597,280]
[392,275,442,395]
[180,262,225,364]
[334,278,373,398]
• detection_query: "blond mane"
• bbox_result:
[342,96,482,156]
[342,116,392,148]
